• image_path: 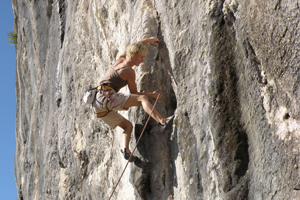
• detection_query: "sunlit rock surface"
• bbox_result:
[13,0,300,199]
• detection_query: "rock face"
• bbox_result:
[13,0,300,199]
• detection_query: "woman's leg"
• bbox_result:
[118,118,133,153]
[123,94,165,124]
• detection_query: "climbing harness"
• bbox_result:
[94,84,120,118]
[108,86,163,200]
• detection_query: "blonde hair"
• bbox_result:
[126,42,147,60]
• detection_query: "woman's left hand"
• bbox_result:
[151,90,163,100]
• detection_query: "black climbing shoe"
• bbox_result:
[159,115,175,130]
[121,148,136,162]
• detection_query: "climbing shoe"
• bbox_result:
[159,115,175,130]
[121,148,136,162]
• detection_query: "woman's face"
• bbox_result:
[130,52,146,66]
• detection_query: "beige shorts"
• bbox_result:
[92,91,130,129]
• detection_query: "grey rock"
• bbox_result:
[12,0,300,199]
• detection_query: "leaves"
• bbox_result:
[7,30,17,46]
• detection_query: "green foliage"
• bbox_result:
[7,30,17,46]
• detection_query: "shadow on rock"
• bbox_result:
[133,156,147,169]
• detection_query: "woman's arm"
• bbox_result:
[142,90,163,99]
[139,37,159,46]
[126,68,162,99]
[117,37,159,60]
[122,36,162,99]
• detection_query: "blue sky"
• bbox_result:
[0,1,17,199]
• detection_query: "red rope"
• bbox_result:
[108,92,161,200]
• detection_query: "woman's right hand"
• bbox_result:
[148,37,159,46]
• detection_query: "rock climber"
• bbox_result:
[92,36,174,162]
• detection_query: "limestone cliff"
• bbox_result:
[13,0,300,199]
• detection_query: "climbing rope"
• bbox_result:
[108,88,162,200]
